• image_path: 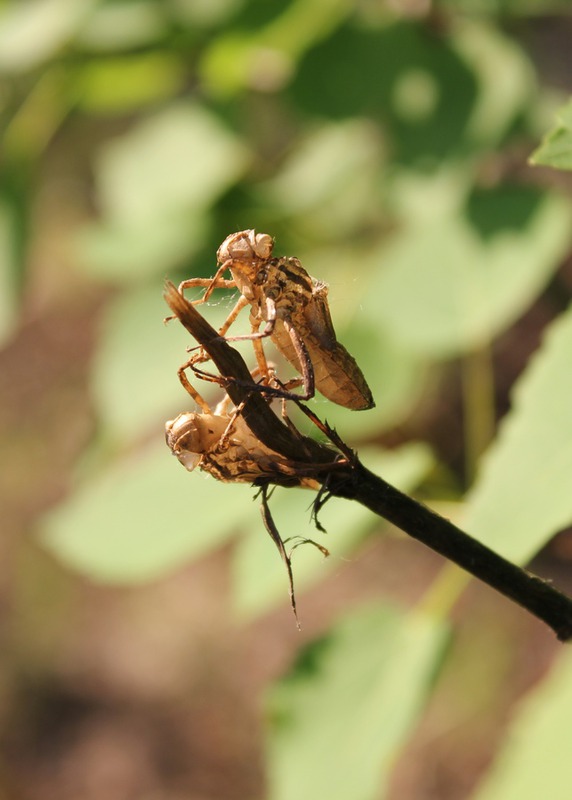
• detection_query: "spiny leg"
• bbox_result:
[282,318,315,401]
[216,400,248,452]
[252,325,273,385]
[218,297,274,385]
[176,356,212,413]
[259,485,300,629]
[224,295,277,343]
[222,301,317,403]
[218,294,249,336]
[177,349,229,413]
[294,402,355,463]
[179,260,236,305]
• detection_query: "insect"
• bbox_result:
[176,230,374,410]
[166,400,322,489]
[166,390,330,625]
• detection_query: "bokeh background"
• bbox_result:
[2,1,572,798]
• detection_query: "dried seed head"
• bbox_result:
[217,229,274,265]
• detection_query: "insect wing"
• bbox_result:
[271,282,374,410]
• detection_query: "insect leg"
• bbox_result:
[220,297,275,383]
[216,293,274,379]
[224,296,277,342]
[164,275,236,324]
[282,318,315,401]
[176,354,212,413]
[216,400,247,451]
[225,298,315,402]
[178,260,236,305]
[259,486,300,628]
[250,318,274,383]
[218,294,249,335]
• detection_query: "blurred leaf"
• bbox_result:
[39,441,255,583]
[364,187,571,357]
[74,54,184,113]
[2,67,70,160]
[201,0,350,96]
[77,212,209,281]
[464,305,572,563]
[172,0,242,27]
[454,19,533,148]
[530,97,572,170]
[471,650,572,800]
[266,603,448,800]
[79,103,249,279]
[0,0,94,73]
[263,119,382,236]
[96,103,249,226]
[291,20,477,164]
[234,443,435,619]
[77,0,167,51]
[0,200,18,345]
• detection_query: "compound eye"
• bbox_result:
[166,413,201,450]
[253,233,273,260]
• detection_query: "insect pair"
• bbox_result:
[164,276,359,624]
[175,229,374,412]
[165,231,373,623]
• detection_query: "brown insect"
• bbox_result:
[166,401,322,490]
[166,391,331,625]
[176,230,374,410]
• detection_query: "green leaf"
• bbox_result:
[200,0,350,97]
[74,54,184,113]
[94,103,248,225]
[454,19,533,148]
[0,0,94,73]
[530,97,572,170]
[464,305,572,563]
[290,20,477,164]
[263,120,382,237]
[364,187,571,357]
[76,1,167,51]
[233,444,435,620]
[266,604,448,800]
[39,441,255,583]
[76,213,209,281]
[471,651,572,800]
[79,103,249,279]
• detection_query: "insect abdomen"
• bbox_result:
[272,320,374,410]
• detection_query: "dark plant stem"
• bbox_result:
[328,461,572,642]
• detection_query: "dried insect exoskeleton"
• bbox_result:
[165,400,322,489]
[166,387,331,625]
[176,230,374,410]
